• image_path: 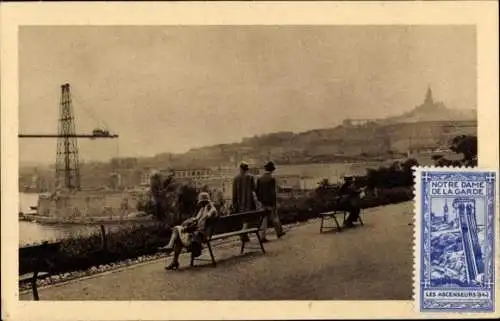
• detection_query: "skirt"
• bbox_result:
[175,225,193,247]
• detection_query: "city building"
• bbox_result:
[276,174,302,190]
[342,118,382,127]
[168,168,212,180]
[139,168,157,186]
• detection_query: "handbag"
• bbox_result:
[187,231,204,257]
[188,239,203,257]
[182,217,198,233]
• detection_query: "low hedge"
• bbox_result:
[19,186,412,275]
[277,186,413,225]
[20,223,172,275]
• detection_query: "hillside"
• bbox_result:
[19,87,477,189]
[385,103,476,123]
[382,94,476,124]
[169,87,476,167]
[172,120,475,167]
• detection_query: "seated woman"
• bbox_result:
[160,192,218,270]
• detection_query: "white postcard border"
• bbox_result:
[2,1,499,320]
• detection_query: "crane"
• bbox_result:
[18,132,119,139]
[19,83,119,191]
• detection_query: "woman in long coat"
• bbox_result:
[160,192,218,270]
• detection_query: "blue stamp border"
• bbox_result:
[419,170,496,313]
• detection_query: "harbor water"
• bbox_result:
[18,192,151,246]
[19,220,107,246]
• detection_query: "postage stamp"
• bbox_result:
[415,167,498,312]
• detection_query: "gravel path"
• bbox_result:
[20,202,414,300]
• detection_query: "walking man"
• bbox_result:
[232,161,258,242]
[256,161,286,242]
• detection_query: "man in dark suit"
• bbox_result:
[232,161,257,213]
[232,161,257,242]
[256,161,286,242]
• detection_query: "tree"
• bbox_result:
[310,179,339,212]
[213,190,227,216]
[365,158,418,189]
[149,172,178,224]
[402,158,419,186]
[450,135,477,166]
[366,168,380,189]
[176,183,199,221]
[316,179,333,195]
[431,135,478,167]
[402,158,419,172]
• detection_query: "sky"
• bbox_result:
[18,25,476,165]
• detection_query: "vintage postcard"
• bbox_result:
[1,1,499,321]
[414,168,498,313]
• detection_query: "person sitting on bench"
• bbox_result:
[338,176,362,228]
[160,192,218,270]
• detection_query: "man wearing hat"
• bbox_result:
[232,161,258,242]
[338,175,362,228]
[256,161,286,242]
[232,161,258,212]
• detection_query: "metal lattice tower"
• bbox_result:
[55,83,81,191]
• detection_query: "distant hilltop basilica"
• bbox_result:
[417,86,446,112]
[343,86,475,126]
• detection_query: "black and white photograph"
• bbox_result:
[1,2,498,320]
[16,25,478,301]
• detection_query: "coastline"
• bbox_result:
[18,216,313,295]
[19,213,154,226]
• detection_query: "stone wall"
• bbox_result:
[37,190,141,219]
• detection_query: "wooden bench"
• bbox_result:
[19,241,61,300]
[319,198,364,233]
[190,209,269,267]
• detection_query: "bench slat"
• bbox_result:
[206,209,268,238]
[191,210,267,268]
[19,241,61,301]
[320,211,343,216]
[210,228,259,241]
[19,272,49,283]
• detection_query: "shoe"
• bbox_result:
[165,261,179,270]
[277,231,286,239]
[343,221,354,228]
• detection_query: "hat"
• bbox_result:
[239,161,249,171]
[197,192,211,203]
[264,161,276,172]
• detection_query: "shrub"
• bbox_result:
[359,186,413,209]
[19,182,413,275]
[276,185,413,223]
[19,222,171,275]
[450,135,477,164]
[365,158,417,189]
